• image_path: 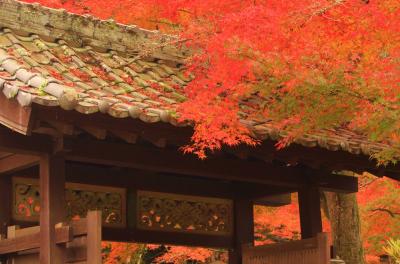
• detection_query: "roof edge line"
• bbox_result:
[0,0,188,62]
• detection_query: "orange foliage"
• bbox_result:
[102,242,140,264]
[20,0,400,161]
[358,175,400,261]
[17,0,400,262]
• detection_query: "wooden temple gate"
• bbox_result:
[0,148,353,264]
[0,0,399,263]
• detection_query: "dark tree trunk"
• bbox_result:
[325,192,365,264]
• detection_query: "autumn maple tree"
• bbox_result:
[24,0,400,161]
[20,0,400,263]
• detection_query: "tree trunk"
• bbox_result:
[325,192,365,264]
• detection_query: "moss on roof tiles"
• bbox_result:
[0,0,393,158]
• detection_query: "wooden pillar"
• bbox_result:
[0,175,11,238]
[229,199,254,264]
[87,211,102,264]
[298,185,322,239]
[40,154,66,264]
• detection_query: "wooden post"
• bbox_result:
[298,186,322,239]
[0,175,11,238]
[87,211,102,264]
[40,154,66,264]
[229,199,254,264]
[0,175,10,264]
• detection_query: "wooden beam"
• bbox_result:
[255,193,292,207]
[0,225,72,255]
[0,154,39,175]
[40,154,66,263]
[229,199,254,264]
[65,163,291,200]
[64,138,357,192]
[0,152,12,159]
[33,100,400,181]
[102,227,233,249]
[0,126,52,155]
[298,186,322,239]
[248,141,393,178]
[0,93,32,135]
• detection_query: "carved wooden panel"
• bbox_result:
[137,191,233,235]
[12,177,126,227]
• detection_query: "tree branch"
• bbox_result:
[370,208,400,218]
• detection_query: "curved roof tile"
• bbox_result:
[0,0,392,159]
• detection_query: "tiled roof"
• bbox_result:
[0,28,189,124]
[0,0,391,158]
[0,0,190,126]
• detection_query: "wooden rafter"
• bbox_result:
[33,104,192,146]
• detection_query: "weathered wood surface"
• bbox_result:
[86,210,102,264]
[242,233,330,264]
[0,154,39,175]
[0,93,32,135]
[63,137,358,192]
[40,153,67,263]
[298,186,323,239]
[0,211,102,264]
[0,0,186,62]
[229,199,254,264]
[0,225,71,254]
[0,175,11,237]
[0,125,52,154]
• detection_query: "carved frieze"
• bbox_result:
[12,177,126,227]
[137,191,233,235]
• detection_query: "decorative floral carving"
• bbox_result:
[137,191,233,235]
[14,182,41,217]
[13,178,126,227]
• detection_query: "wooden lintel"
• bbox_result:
[0,154,39,175]
[64,163,291,201]
[0,126,52,155]
[64,138,303,188]
[256,193,292,207]
[102,227,233,249]
[64,138,357,192]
